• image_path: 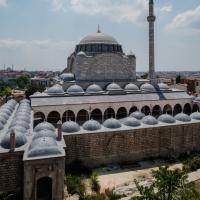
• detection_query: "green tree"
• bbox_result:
[176,75,181,84]
[15,76,30,89]
[141,73,148,79]
[25,84,45,99]
[132,166,200,200]
[0,87,12,102]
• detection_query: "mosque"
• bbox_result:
[0,0,200,200]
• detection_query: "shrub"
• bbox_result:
[90,172,101,193]
[104,188,122,200]
[65,174,86,199]
[0,192,13,200]
[183,155,200,172]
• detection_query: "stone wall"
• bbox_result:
[0,151,24,193]
[64,122,200,168]
[72,53,136,82]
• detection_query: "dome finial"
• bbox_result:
[97,24,101,33]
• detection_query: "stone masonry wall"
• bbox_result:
[0,151,24,193]
[64,122,200,168]
[72,53,136,81]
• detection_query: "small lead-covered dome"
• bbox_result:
[106,83,122,91]
[1,131,27,149]
[140,83,156,92]
[190,112,200,120]
[47,84,64,95]
[0,115,7,124]
[34,122,55,132]
[20,99,30,104]
[0,112,9,120]
[33,130,57,140]
[28,137,61,157]
[103,118,121,129]
[158,83,170,90]
[175,113,191,122]
[62,121,80,133]
[125,83,139,92]
[60,73,75,82]
[86,84,103,94]
[9,126,27,134]
[142,115,158,125]
[83,120,101,131]
[67,84,84,95]
[130,111,145,120]
[122,117,141,127]
[0,108,12,115]
[10,120,30,130]
[158,114,176,124]
[77,51,87,56]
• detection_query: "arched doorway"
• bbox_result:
[91,109,103,123]
[183,103,192,115]
[34,112,45,127]
[173,104,182,116]
[116,107,127,119]
[141,106,151,115]
[62,110,75,122]
[47,111,60,127]
[129,106,138,115]
[163,104,172,115]
[193,104,200,112]
[37,177,52,200]
[77,109,89,125]
[104,108,115,120]
[152,105,162,118]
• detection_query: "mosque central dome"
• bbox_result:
[75,28,123,54]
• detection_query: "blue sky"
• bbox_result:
[0,0,200,71]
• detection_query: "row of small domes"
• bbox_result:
[61,112,200,133]
[45,82,170,95]
[0,99,31,149]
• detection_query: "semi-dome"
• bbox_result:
[142,115,158,125]
[103,118,121,129]
[86,84,103,94]
[0,121,4,130]
[47,84,64,95]
[122,117,141,127]
[28,137,61,157]
[60,73,74,82]
[175,113,191,122]
[124,83,139,92]
[190,112,200,120]
[106,83,122,91]
[83,119,101,131]
[1,131,27,149]
[34,122,55,133]
[158,114,176,124]
[140,83,156,92]
[62,121,80,133]
[158,83,170,90]
[67,84,84,95]
[79,31,118,45]
[33,130,57,140]
[130,111,145,120]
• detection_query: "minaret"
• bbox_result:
[147,0,156,82]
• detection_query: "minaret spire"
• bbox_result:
[147,0,156,83]
[97,24,101,33]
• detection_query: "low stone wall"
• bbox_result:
[64,122,200,168]
[0,151,24,193]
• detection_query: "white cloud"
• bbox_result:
[166,5,200,33]
[51,0,172,26]
[0,0,7,7]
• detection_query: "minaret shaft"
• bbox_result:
[147,0,156,82]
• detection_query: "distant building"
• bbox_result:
[31,77,50,87]
[181,77,200,94]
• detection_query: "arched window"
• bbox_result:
[152,105,162,118]
[47,111,61,126]
[141,106,151,115]
[77,109,89,125]
[37,177,52,200]
[183,103,192,115]
[34,112,45,127]
[129,106,138,115]
[173,104,182,116]
[193,104,200,112]
[104,108,115,120]
[91,109,103,123]
[62,110,75,122]
[116,107,127,119]
[163,104,172,115]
